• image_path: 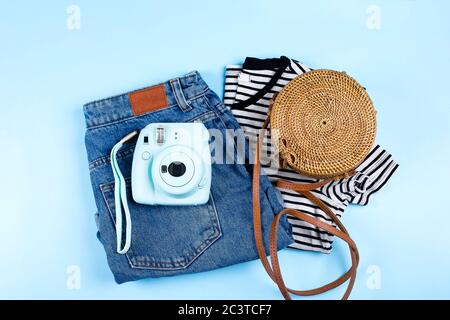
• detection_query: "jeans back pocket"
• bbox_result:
[100,178,222,270]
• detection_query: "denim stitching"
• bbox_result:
[85,88,209,130]
[170,78,193,112]
[202,92,227,115]
[100,181,222,270]
[99,177,131,193]
[129,195,221,270]
[86,105,177,131]
[89,146,134,171]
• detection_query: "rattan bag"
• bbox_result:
[271,69,377,178]
[252,70,377,300]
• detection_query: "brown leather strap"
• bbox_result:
[276,178,334,192]
[252,121,359,300]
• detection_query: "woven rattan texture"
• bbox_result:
[271,70,377,178]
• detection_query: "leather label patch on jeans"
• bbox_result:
[128,84,168,116]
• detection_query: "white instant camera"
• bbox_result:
[131,122,211,205]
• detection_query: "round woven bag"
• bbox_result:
[271,70,377,178]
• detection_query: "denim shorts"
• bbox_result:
[83,71,292,284]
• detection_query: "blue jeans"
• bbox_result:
[83,71,292,284]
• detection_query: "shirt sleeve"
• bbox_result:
[348,145,399,206]
[223,65,242,107]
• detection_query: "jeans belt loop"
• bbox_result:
[170,78,192,112]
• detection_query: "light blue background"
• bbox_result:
[1,0,449,299]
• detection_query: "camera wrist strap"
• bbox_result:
[110,131,138,254]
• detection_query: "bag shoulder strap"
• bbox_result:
[252,120,359,300]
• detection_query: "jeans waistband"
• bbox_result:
[83,71,209,129]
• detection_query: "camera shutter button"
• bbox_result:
[142,151,151,160]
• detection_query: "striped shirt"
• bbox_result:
[224,56,399,253]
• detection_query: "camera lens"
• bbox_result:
[167,161,186,177]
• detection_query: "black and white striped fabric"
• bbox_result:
[224,57,399,253]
